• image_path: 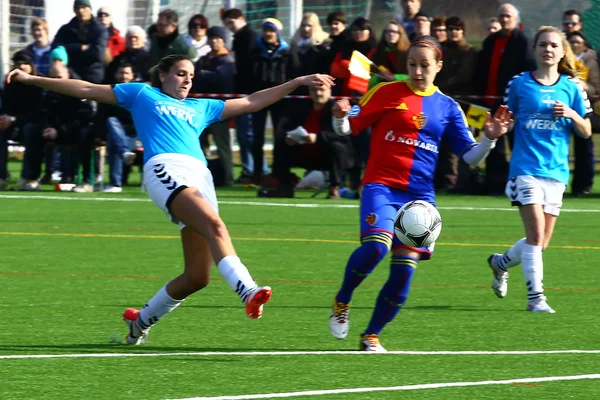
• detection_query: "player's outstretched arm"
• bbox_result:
[6,69,117,105]
[463,105,513,166]
[219,74,334,120]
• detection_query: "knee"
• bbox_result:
[360,237,392,260]
[207,216,228,239]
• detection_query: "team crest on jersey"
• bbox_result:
[412,112,428,129]
[365,212,378,226]
[348,105,361,117]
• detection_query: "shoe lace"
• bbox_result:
[333,302,350,323]
[362,334,380,347]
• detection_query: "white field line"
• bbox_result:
[1,349,600,360]
[1,194,600,212]
[171,374,600,400]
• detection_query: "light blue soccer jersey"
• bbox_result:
[504,72,591,184]
[113,83,225,164]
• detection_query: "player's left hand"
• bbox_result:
[483,105,513,140]
[297,74,335,88]
[553,100,577,119]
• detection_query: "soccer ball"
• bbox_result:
[394,200,442,247]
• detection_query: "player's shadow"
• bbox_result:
[407,305,522,312]
[0,344,334,354]
[102,304,375,311]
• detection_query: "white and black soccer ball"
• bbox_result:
[394,200,442,248]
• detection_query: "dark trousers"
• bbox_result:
[251,101,285,181]
[22,123,93,183]
[200,120,233,186]
[434,139,458,191]
[0,129,9,180]
[571,134,595,194]
[272,136,353,188]
[485,131,514,194]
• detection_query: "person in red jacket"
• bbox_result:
[97,7,126,63]
[329,17,377,96]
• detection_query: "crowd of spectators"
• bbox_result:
[1,0,599,198]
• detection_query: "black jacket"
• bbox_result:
[52,17,108,83]
[104,48,152,84]
[192,52,235,94]
[0,81,43,138]
[249,38,291,91]
[473,29,536,109]
[232,24,258,94]
[37,89,96,145]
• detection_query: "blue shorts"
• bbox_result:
[360,183,436,260]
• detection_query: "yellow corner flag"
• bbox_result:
[465,103,490,130]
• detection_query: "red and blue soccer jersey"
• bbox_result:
[348,81,477,198]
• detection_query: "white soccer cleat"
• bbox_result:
[488,253,509,298]
[123,308,150,345]
[102,185,123,193]
[360,334,387,352]
[329,301,350,339]
[527,297,556,313]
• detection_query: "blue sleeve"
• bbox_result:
[570,78,592,117]
[504,74,521,114]
[444,100,477,156]
[113,83,148,110]
[197,99,225,124]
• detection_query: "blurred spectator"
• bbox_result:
[487,17,501,36]
[431,17,447,44]
[259,85,355,199]
[222,8,266,183]
[96,7,126,64]
[149,9,197,67]
[330,17,377,96]
[412,12,432,39]
[20,18,52,76]
[51,0,108,83]
[370,21,410,87]
[104,26,151,83]
[473,3,535,195]
[192,26,235,187]
[326,11,350,96]
[567,30,598,196]
[568,31,600,95]
[397,0,421,39]
[183,14,210,62]
[562,9,583,34]
[327,11,347,39]
[95,61,137,192]
[248,18,290,184]
[434,15,477,193]
[330,17,376,191]
[17,62,96,191]
[0,53,43,189]
[288,12,331,94]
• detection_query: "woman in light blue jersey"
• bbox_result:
[7,55,334,344]
[488,26,592,313]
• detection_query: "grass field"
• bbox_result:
[1,173,600,399]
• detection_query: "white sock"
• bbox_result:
[217,255,257,302]
[137,285,183,330]
[495,238,526,271]
[521,244,544,302]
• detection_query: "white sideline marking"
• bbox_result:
[1,194,600,212]
[1,349,600,360]
[171,374,600,400]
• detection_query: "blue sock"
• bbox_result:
[336,234,391,304]
[363,255,418,336]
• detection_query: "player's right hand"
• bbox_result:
[6,69,32,84]
[333,99,351,118]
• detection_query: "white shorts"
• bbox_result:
[505,175,566,216]
[143,153,218,229]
